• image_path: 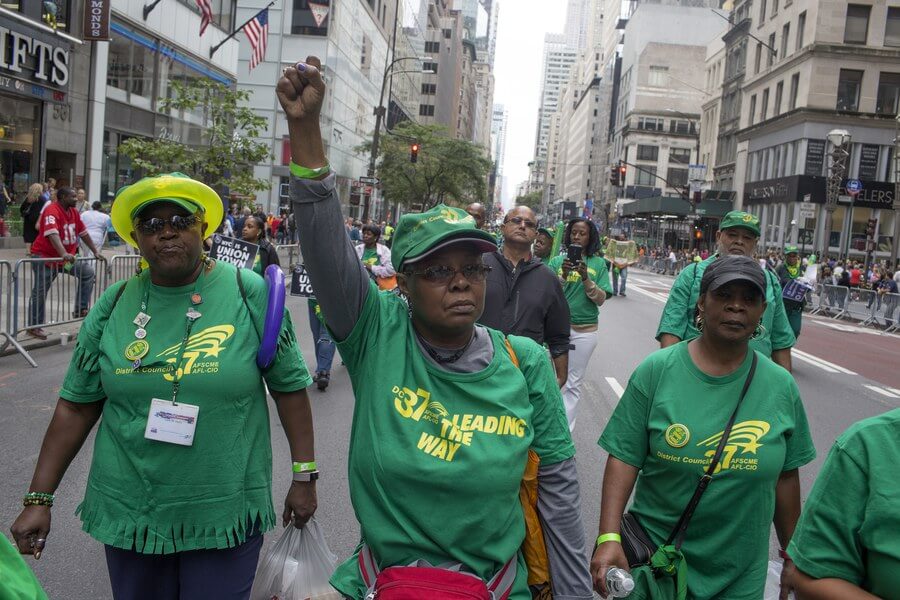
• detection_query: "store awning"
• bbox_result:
[620,194,734,218]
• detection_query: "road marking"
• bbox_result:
[792,349,857,375]
[807,316,882,336]
[0,372,16,382]
[864,385,900,399]
[605,377,625,399]
[793,353,838,373]
[627,283,669,304]
[888,387,900,397]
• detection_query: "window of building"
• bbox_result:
[419,104,435,116]
[837,69,863,111]
[667,167,689,187]
[292,0,329,36]
[767,33,776,66]
[754,43,763,74]
[771,0,778,17]
[648,66,669,87]
[424,41,440,53]
[789,73,800,109]
[670,148,691,164]
[635,166,657,186]
[761,88,769,121]
[423,62,438,73]
[421,83,437,95]
[886,8,900,47]
[360,35,372,75]
[797,12,806,49]
[107,34,132,94]
[781,24,790,58]
[41,0,73,32]
[758,0,767,23]
[670,120,692,134]
[774,81,784,115]
[443,28,452,39]
[876,72,900,114]
[637,145,658,161]
[844,5,871,44]
[749,94,757,125]
[637,117,664,131]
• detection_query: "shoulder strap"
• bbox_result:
[503,337,520,369]
[110,279,128,311]
[666,352,758,549]
[235,267,262,342]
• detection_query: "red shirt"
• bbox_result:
[31,202,87,263]
[849,269,862,285]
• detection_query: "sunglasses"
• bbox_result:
[135,215,201,235]
[505,216,537,229]
[405,264,492,284]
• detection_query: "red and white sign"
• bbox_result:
[308,2,330,27]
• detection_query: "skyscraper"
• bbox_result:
[533,34,579,162]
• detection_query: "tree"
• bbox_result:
[514,190,543,211]
[119,79,271,197]
[360,121,492,210]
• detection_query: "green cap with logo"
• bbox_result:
[538,227,555,238]
[785,245,799,255]
[391,204,498,270]
[719,210,761,237]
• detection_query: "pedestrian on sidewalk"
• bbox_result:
[26,187,105,340]
[480,206,571,387]
[307,296,337,391]
[465,202,486,230]
[79,201,111,255]
[547,218,613,431]
[281,57,592,600]
[241,214,281,276]
[20,183,47,254]
[355,223,396,291]
[656,211,796,372]
[875,270,898,329]
[591,255,816,599]
[776,245,806,338]
[11,172,318,599]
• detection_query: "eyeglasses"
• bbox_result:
[135,215,201,235]
[504,216,537,229]
[405,264,492,284]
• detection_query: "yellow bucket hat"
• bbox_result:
[111,173,224,247]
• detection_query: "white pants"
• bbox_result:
[562,328,599,432]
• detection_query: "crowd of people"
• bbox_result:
[4,57,898,600]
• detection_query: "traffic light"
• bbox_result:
[618,162,626,184]
[410,143,419,163]
[609,165,620,186]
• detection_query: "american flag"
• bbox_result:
[196,0,213,35]
[243,8,269,72]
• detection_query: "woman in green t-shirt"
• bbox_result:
[591,255,816,599]
[547,218,613,431]
[279,57,592,600]
[787,409,900,600]
[11,173,318,599]
[242,214,281,276]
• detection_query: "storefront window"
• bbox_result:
[877,210,894,254]
[102,130,137,202]
[131,43,157,107]
[848,207,872,252]
[0,95,41,203]
[829,205,845,249]
[42,0,72,32]
[107,34,131,94]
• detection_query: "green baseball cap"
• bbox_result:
[785,245,799,255]
[719,211,761,237]
[537,227,555,238]
[391,204,498,270]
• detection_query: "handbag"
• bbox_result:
[620,353,758,569]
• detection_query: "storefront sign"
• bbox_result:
[82,0,111,41]
[846,180,894,210]
[858,144,879,181]
[746,175,896,210]
[804,140,826,176]
[0,17,70,89]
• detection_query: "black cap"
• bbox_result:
[700,255,767,297]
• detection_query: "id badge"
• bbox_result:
[144,398,199,446]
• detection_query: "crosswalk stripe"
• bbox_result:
[627,283,669,304]
[888,387,900,397]
[792,349,857,375]
[793,353,839,373]
[864,385,900,399]
[605,377,625,399]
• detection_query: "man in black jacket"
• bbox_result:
[480,206,571,387]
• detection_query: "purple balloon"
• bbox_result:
[257,265,286,369]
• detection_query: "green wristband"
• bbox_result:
[292,461,317,473]
[290,161,330,179]
[597,532,622,546]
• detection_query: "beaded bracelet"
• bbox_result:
[23,492,55,507]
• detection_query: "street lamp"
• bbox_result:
[821,129,851,259]
[364,56,429,220]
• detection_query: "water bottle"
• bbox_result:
[605,567,635,598]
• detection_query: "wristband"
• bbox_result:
[290,161,330,179]
[292,461,317,473]
[596,532,622,546]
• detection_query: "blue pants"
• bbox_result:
[308,302,336,374]
[612,268,627,295]
[28,260,95,326]
[104,533,263,600]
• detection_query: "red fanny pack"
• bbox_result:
[359,544,516,600]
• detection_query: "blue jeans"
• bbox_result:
[308,302,336,374]
[28,260,95,327]
[612,268,627,295]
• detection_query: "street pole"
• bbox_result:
[822,130,851,261]
[893,114,900,268]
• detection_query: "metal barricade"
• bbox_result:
[106,255,142,286]
[10,256,104,342]
[807,284,825,315]
[816,284,850,319]
[275,244,301,267]
[871,292,900,333]
[835,287,879,325]
[0,260,36,366]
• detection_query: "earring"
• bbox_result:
[751,321,765,339]
[696,313,704,332]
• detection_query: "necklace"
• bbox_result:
[786,263,800,278]
[417,329,476,364]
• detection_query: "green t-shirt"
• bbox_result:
[0,534,48,599]
[788,408,900,598]
[599,342,816,599]
[60,261,312,554]
[362,247,379,267]
[547,254,614,325]
[330,283,575,599]
[655,255,796,356]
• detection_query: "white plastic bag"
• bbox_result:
[251,517,341,600]
[763,560,796,600]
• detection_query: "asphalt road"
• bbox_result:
[1,269,897,599]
